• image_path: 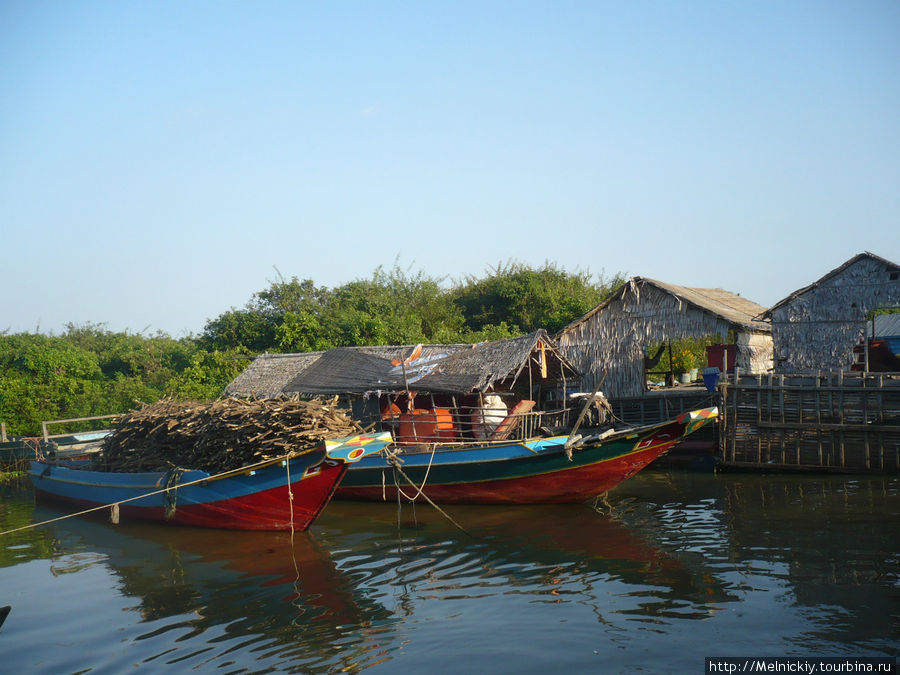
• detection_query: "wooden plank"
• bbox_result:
[766,372,774,462]
[839,370,845,468]
[878,375,884,472]
[756,421,899,432]
[757,373,763,464]
[815,370,823,465]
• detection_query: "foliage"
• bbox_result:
[867,307,900,320]
[646,335,724,377]
[0,261,626,433]
[0,329,230,435]
[164,349,250,400]
[452,261,625,335]
[198,308,280,353]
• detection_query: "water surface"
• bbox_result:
[1,470,897,673]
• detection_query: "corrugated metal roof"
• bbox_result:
[874,313,900,337]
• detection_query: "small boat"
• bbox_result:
[225,331,720,505]
[27,432,392,531]
[2,415,116,469]
[337,408,717,504]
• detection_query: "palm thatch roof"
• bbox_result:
[224,330,580,398]
[561,277,771,335]
[760,252,900,373]
[762,252,900,319]
[556,276,773,397]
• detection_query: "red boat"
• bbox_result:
[27,432,393,531]
[226,331,720,505]
[337,408,717,504]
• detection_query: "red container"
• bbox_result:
[397,408,457,444]
[706,344,737,373]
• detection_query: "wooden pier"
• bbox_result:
[610,385,718,428]
[719,370,900,473]
[609,386,720,470]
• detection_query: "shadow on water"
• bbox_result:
[1,471,898,672]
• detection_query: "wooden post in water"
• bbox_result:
[838,369,845,469]
[877,375,885,471]
[756,373,763,465]
[863,373,871,471]
[815,370,823,466]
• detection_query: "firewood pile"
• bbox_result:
[91,396,364,473]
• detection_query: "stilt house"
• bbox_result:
[763,252,900,373]
[556,277,773,398]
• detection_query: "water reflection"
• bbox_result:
[0,485,60,567]
[20,505,397,673]
[606,471,900,654]
[1,472,897,672]
[316,500,738,623]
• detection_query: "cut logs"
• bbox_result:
[92,396,364,473]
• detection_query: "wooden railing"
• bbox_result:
[720,370,900,473]
[41,414,121,441]
[374,406,573,444]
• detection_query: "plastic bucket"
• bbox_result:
[702,371,720,392]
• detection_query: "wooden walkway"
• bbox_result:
[719,371,900,473]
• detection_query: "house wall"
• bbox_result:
[772,257,900,373]
[738,332,774,374]
[558,281,771,398]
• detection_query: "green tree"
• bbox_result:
[453,261,625,335]
[0,333,103,434]
[320,264,467,346]
[198,308,279,353]
[198,273,332,353]
[165,349,250,400]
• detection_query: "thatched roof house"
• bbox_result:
[762,252,900,373]
[556,277,773,398]
[225,330,580,399]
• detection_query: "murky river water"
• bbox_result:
[1,470,897,673]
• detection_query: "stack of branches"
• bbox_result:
[92,396,364,473]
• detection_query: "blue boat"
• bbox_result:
[27,432,392,531]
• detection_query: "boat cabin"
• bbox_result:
[225,330,607,446]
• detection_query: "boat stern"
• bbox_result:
[675,407,719,437]
[324,431,393,463]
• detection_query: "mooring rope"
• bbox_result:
[0,451,306,536]
[163,467,187,520]
[384,444,438,503]
[283,453,306,617]
[284,454,295,535]
[385,456,476,539]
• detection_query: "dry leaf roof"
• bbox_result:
[225,330,579,397]
[561,276,771,334]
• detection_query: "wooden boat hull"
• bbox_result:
[337,408,718,504]
[28,432,392,531]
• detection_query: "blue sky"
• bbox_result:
[2,1,898,337]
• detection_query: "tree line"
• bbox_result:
[1,262,624,435]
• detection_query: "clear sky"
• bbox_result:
[2,1,898,337]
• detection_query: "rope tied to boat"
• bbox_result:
[162,467,187,520]
[0,452,302,536]
[381,444,476,539]
[382,444,439,504]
